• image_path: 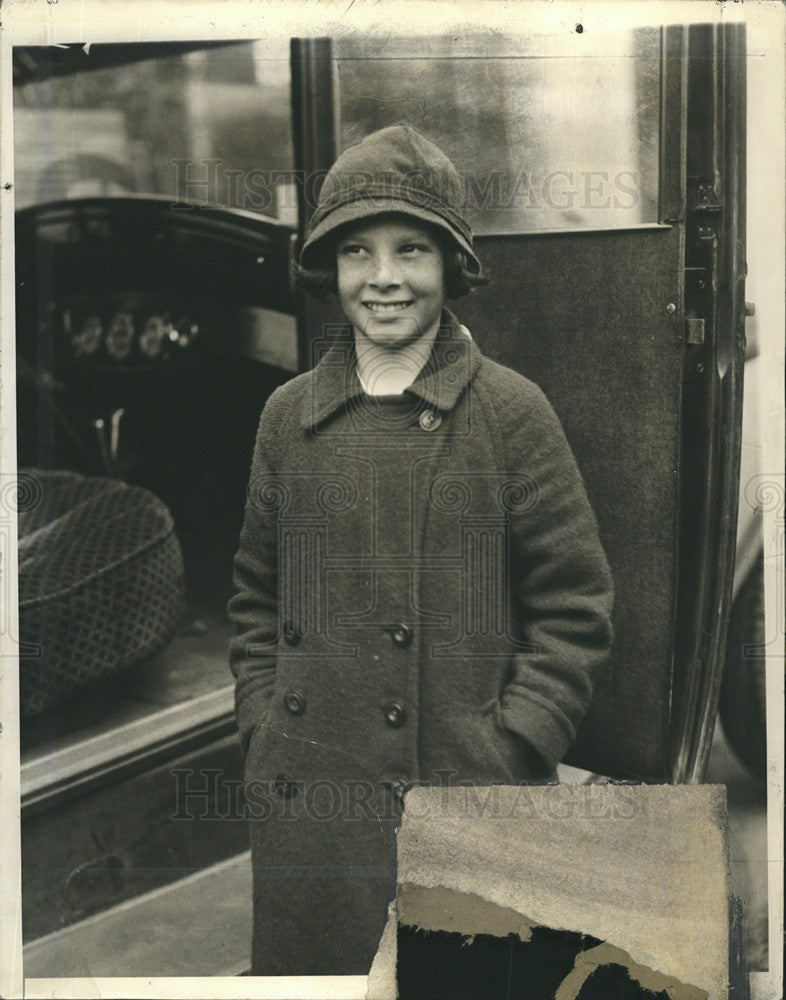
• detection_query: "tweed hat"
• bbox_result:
[300,125,481,274]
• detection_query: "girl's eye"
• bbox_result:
[399,243,428,255]
[338,243,364,256]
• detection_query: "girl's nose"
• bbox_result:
[369,252,402,288]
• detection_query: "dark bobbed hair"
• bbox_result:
[293,214,489,302]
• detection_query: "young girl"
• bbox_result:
[228,125,614,976]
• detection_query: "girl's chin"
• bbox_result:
[356,319,435,349]
[361,333,420,351]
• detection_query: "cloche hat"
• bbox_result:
[300,125,481,274]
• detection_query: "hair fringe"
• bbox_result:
[293,237,489,303]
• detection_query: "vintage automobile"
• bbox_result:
[12,23,762,979]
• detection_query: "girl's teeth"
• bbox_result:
[367,302,409,312]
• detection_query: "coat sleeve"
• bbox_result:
[227,391,284,755]
[494,379,614,770]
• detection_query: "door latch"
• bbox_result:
[685,318,706,345]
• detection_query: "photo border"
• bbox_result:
[1,2,782,998]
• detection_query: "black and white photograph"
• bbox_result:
[0,1,783,998]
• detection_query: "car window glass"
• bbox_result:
[13,41,297,222]
[335,28,660,234]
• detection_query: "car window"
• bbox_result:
[13,41,297,222]
[335,28,660,234]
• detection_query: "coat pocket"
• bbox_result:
[480,698,533,781]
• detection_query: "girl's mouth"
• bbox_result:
[363,300,413,314]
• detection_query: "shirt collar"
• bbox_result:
[299,308,482,430]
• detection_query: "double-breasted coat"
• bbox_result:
[228,309,614,975]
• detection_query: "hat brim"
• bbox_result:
[300,197,481,275]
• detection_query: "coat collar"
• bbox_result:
[299,308,482,430]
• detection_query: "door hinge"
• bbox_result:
[695,182,722,212]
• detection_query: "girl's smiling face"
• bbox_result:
[336,215,447,349]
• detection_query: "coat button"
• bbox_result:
[282,620,301,646]
[419,409,442,431]
[274,774,299,799]
[284,691,306,715]
[390,624,413,648]
[383,701,406,728]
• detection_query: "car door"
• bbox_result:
[290,23,747,783]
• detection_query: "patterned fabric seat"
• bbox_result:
[18,470,185,717]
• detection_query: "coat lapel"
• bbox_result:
[299,309,482,430]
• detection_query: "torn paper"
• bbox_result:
[393,784,730,1000]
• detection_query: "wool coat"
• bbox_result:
[228,309,614,976]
